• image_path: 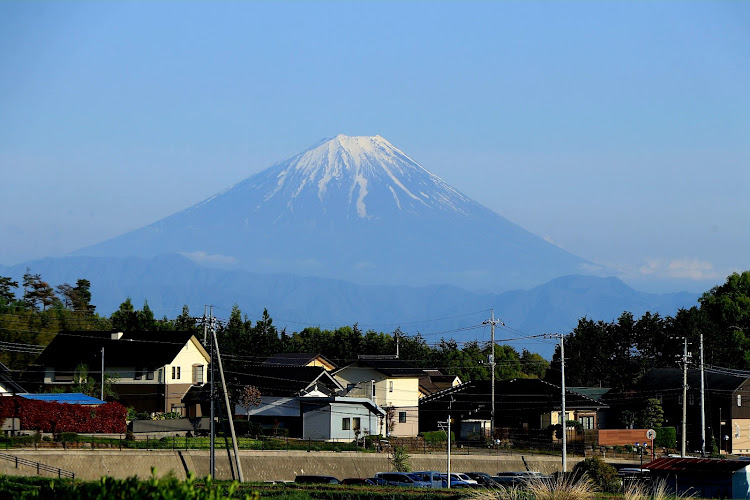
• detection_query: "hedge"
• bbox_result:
[654,426,677,449]
[0,396,127,434]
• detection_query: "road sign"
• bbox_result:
[646,429,657,440]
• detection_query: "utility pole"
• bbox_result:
[100,347,104,401]
[483,310,503,441]
[560,334,567,473]
[447,414,451,488]
[544,333,566,472]
[700,334,706,457]
[682,337,688,457]
[209,307,215,477]
[212,317,245,482]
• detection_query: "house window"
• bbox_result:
[146,370,154,380]
[342,418,350,430]
[192,365,204,384]
[389,381,393,393]
[353,417,361,430]
[134,368,143,380]
[172,366,181,380]
[579,416,595,430]
[739,394,743,407]
[399,411,407,423]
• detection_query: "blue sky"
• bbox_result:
[1,1,748,293]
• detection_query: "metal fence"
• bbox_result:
[0,451,75,479]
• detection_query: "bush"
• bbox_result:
[572,457,622,493]
[421,430,454,445]
[55,432,78,443]
[654,426,676,449]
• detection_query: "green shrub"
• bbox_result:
[572,456,622,493]
[421,430,455,445]
[55,432,78,443]
[654,426,676,449]
[33,471,259,499]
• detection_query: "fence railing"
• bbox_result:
[0,451,75,479]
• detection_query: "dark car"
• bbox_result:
[493,471,546,487]
[294,475,340,484]
[341,478,376,485]
[465,472,500,487]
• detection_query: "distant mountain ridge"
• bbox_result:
[72,134,593,292]
[0,255,697,358]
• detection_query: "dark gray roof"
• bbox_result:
[33,331,202,370]
[637,368,747,394]
[340,358,424,377]
[230,365,343,397]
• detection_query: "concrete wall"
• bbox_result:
[0,449,570,482]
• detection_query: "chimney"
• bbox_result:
[111,332,124,340]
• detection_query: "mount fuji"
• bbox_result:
[73,134,594,291]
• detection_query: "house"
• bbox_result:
[419,378,609,441]
[333,355,423,437]
[301,396,385,441]
[30,330,209,417]
[625,368,750,454]
[236,394,385,441]
[263,353,336,371]
[645,457,750,499]
[419,370,462,398]
[231,365,344,436]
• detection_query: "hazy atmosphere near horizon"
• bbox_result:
[1,1,748,294]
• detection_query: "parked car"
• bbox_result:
[294,475,340,484]
[374,472,430,488]
[340,478,376,485]
[464,472,500,487]
[440,473,475,488]
[411,471,444,488]
[493,471,546,487]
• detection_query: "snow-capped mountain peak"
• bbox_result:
[254,134,476,219]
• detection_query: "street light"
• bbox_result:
[635,443,643,472]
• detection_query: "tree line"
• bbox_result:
[546,271,750,391]
[0,271,549,382]
[4,268,748,390]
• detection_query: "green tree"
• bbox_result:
[22,270,58,311]
[699,271,750,368]
[0,276,18,304]
[73,279,95,314]
[73,363,119,399]
[137,300,156,331]
[110,298,138,332]
[637,398,665,429]
[520,349,549,379]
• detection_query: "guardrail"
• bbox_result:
[0,451,75,479]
